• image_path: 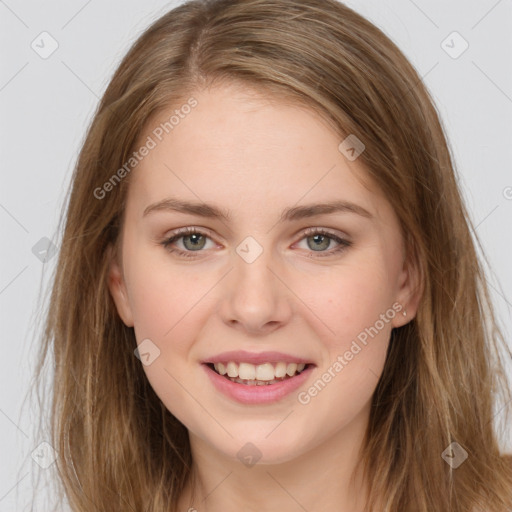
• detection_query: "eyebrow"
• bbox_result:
[142,197,373,222]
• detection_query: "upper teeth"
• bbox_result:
[214,361,306,380]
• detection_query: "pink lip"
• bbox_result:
[202,350,314,365]
[202,363,315,404]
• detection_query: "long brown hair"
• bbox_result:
[33,0,512,510]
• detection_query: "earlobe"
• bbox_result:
[106,245,134,327]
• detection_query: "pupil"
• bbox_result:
[309,234,329,251]
[184,234,205,250]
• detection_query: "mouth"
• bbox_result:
[204,361,314,386]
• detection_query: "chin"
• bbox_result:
[212,430,310,467]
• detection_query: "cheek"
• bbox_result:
[124,247,203,351]
[129,274,179,339]
[124,257,211,426]
[299,254,397,342]
[293,249,398,403]
[295,262,395,419]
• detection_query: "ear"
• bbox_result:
[106,244,134,327]
[391,248,423,328]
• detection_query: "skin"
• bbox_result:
[108,82,421,512]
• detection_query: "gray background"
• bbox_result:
[1,0,511,509]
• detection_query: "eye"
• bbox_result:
[160,227,352,259]
[295,227,352,257]
[160,227,216,258]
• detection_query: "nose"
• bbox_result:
[218,242,293,336]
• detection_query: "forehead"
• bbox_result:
[124,83,389,225]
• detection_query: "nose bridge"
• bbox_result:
[235,236,275,292]
[220,234,292,332]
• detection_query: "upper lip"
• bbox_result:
[202,350,315,366]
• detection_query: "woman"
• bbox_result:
[34,0,512,510]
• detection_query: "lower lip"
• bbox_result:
[202,363,314,404]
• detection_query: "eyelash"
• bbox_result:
[160,226,352,259]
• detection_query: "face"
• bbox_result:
[108,82,419,465]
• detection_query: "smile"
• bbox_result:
[202,361,315,404]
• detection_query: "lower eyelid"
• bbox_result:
[297,238,351,257]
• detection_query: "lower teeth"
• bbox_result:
[225,375,295,386]
[210,364,307,385]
